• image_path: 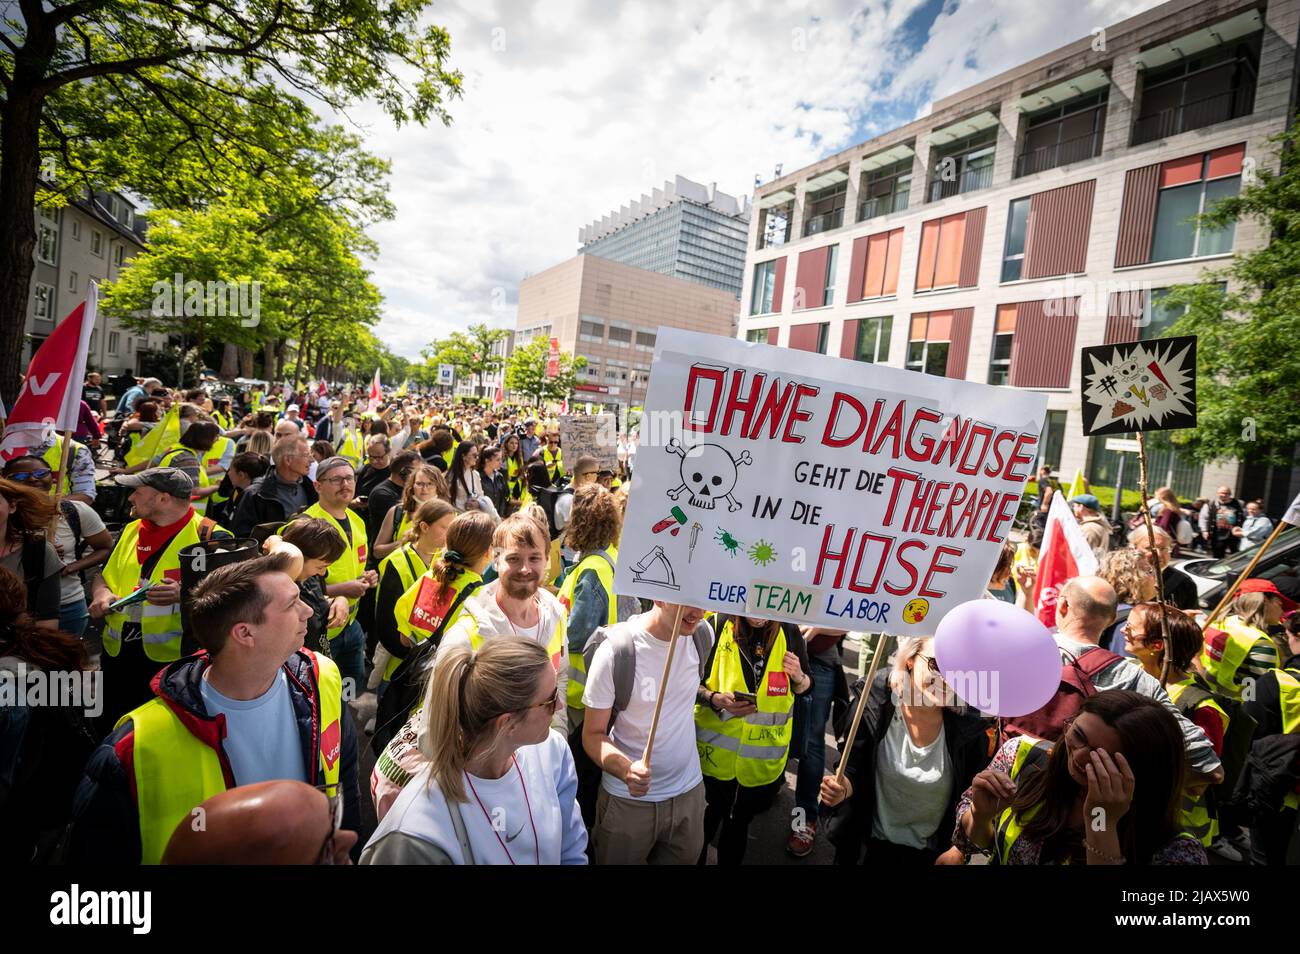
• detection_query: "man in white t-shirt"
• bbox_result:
[582,601,712,864]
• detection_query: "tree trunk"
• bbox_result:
[239,346,254,379]
[295,315,310,389]
[0,87,50,406]
[262,339,276,382]
[220,342,240,379]
[275,340,286,381]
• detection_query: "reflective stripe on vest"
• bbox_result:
[125,651,342,864]
[543,447,564,479]
[378,545,432,681]
[694,620,795,787]
[1201,616,1268,699]
[992,737,1051,865]
[302,503,368,637]
[101,515,207,662]
[557,549,617,710]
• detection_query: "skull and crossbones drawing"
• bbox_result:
[666,439,752,511]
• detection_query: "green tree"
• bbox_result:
[0,1,462,403]
[504,336,586,406]
[1161,123,1300,465]
[429,323,508,397]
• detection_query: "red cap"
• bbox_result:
[1237,577,1298,611]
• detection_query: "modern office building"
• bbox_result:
[29,186,166,378]
[516,254,739,409]
[739,0,1299,508]
[578,176,751,297]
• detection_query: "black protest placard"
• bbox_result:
[1080,336,1196,436]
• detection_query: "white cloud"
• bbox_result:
[344,0,1163,358]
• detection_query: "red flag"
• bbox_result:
[493,386,504,406]
[1,284,97,459]
[560,397,569,415]
[1033,492,1100,626]
[318,379,327,397]
[546,338,560,378]
[367,367,381,414]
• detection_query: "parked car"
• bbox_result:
[1175,526,1300,609]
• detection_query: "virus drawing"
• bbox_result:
[715,528,743,558]
[747,539,777,567]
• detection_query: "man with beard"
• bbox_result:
[439,513,569,732]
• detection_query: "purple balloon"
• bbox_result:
[933,599,1061,717]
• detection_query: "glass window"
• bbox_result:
[91,230,103,255]
[905,340,925,372]
[988,332,1013,385]
[1150,182,1200,262]
[1151,170,1239,262]
[815,322,830,355]
[108,331,119,354]
[745,328,770,344]
[68,271,78,292]
[823,245,839,307]
[579,319,604,343]
[750,260,778,315]
[1002,198,1030,282]
[33,284,54,319]
[71,220,80,240]
[924,342,950,376]
[636,330,656,348]
[854,317,892,363]
[37,223,58,265]
[607,324,632,344]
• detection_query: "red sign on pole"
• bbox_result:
[546,337,560,378]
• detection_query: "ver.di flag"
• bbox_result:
[1033,491,1099,627]
[0,283,98,459]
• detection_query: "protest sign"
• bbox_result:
[1080,335,1196,436]
[559,414,617,470]
[614,328,1049,636]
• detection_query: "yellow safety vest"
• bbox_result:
[212,410,232,431]
[251,390,264,411]
[543,446,564,481]
[1202,616,1273,699]
[158,446,212,515]
[506,456,530,503]
[440,448,454,470]
[991,737,1053,865]
[448,598,566,673]
[1168,679,1228,846]
[375,544,432,681]
[335,430,362,467]
[394,567,482,646]
[122,651,342,865]
[102,513,210,662]
[301,503,368,637]
[557,549,617,710]
[1276,667,1300,810]
[41,436,87,497]
[694,620,796,787]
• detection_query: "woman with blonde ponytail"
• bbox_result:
[361,637,587,865]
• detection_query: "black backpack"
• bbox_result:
[370,580,483,757]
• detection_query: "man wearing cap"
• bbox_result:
[1070,493,1111,561]
[88,468,232,724]
[231,434,318,537]
[1202,578,1294,700]
[302,456,376,693]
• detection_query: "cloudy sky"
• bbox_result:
[346,0,1164,359]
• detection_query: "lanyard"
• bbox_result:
[464,757,539,865]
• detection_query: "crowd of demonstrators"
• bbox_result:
[6,374,1300,868]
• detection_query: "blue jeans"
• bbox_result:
[328,619,367,698]
[795,656,838,818]
[59,598,89,638]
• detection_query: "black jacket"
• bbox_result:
[482,470,509,516]
[66,649,361,864]
[830,672,993,862]
[231,471,318,537]
[1243,653,1300,739]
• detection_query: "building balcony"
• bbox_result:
[858,190,910,221]
[1014,131,1104,178]
[1131,86,1254,146]
[927,162,993,203]
[803,209,843,236]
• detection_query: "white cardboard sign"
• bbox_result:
[614,328,1049,635]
